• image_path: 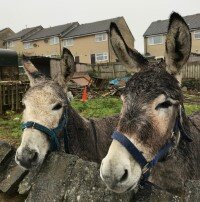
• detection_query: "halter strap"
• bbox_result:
[111,131,147,168]
[112,131,174,180]
[111,105,192,188]
[21,108,69,152]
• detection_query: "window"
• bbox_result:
[63,38,74,47]
[24,42,33,49]
[148,35,163,45]
[95,33,107,42]
[7,41,14,48]
[49,36,59,45]
[95,52,108,62]
[194,31,200,39]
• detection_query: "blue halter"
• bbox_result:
[111,106,192,188]
[21,108,69,152]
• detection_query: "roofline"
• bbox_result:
[23,23,78,42]
[62,30,108,39]
[23,34,61,42]
[0,28,14,33]
[143,33,167,37]
[62,17,124,39]
[77,16,123,27]
[5,26,43,41]
[6,37,21,42]
[143,27,200,37]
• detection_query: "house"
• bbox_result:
[0,28,15,49]
[22,22,79,57]
[5,26,43,55]
[143,13,200,59]
[4,17,134,64]
[61,17,135,64]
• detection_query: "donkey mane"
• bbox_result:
[66,105,119,162]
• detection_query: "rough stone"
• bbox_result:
[0,193,26,202]
[0,141,15,173]
[26,152,133,202]
[133,188,181,202]
[1,141,200,201]
[63,158,133,202]
[26,153,79,202]
[181,86,187,92]
[18,164,42,195]
[0,162,27,194]
[184,180,200,202]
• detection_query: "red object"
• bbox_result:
[81,86,88,102]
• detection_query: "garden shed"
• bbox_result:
[0,49,18,81]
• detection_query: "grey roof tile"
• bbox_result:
[63,17,122,38]
[6,26,41,41]
[144,13,200,36]
[24,23,78,41]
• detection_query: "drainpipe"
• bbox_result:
[144,37,147,56]
[59,35,62,57]
[107,32,111,63]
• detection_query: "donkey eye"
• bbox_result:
[52,103,62,110]
[156,101,172,110]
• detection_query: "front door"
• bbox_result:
[75,56,80,63]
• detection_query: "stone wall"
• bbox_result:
[0,141,199,202]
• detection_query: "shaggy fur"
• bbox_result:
[100,12,200,194]
[66,105,119,163]
[151,111,200,194]
[24,80,119,163]
[15,48,119,169]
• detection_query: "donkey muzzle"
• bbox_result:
[16,147,38,169]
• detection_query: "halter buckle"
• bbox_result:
[142,163,151,174]
[32,122,36,129]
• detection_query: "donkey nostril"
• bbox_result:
[119,169,128,182]
[31,152,38,163]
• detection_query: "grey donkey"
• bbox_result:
[15,48,119,170]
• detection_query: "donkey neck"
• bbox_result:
[65,105,98,162]
[150,114,200,194]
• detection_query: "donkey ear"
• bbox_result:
[110,22,148,72]
[165,12,191,82]
[23,56,45,87]
[52,48,75,90]
[61,48,76,82]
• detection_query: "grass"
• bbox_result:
[71,96,122,118]
[184,104,200,115]
[0,96,199,147]
[0,111,22,146]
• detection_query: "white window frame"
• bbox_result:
[95,33,107,42]
[194,31,200,39]
[7,41,14,48]
[148,35,163,45]
[63,38,74,47]
[24,42,33,49]
[95,52,108,62]
[49,36,59,45]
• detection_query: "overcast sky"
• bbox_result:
[1,0,200,53]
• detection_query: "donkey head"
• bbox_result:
[15,48,75,169]
[100,12,191,193]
